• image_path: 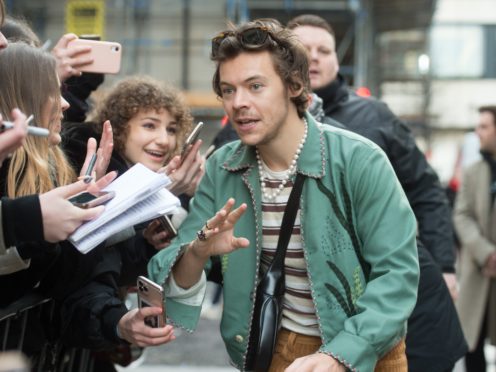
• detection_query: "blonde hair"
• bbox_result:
[0,42,75,197]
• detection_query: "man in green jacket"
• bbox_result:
[148,19,419,372]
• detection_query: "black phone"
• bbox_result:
[68,190,115,209]
[180,121,204,163]
[157,215,177,238]
[137,276,165,328]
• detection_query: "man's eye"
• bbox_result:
[251,83,262,90]
[222,88,234,95]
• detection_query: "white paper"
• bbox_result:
[69,163,180,253]
[70,189,180,253]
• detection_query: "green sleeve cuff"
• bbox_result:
[321,330,381,372]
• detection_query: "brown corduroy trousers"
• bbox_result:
[268,328,407,372]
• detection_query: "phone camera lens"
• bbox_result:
[111,46,120,52]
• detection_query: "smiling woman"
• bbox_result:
[90,76,192,169]
[63,76,196,192]
[57,75,203,352]
[62,75,202,247]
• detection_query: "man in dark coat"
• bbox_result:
[288,14,467,372]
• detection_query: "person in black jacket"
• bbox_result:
[287,14,467,372]
[0,42,118,301]
[60,76,204,353]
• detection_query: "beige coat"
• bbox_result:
[454,159,496,350]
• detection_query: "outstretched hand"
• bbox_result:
[79,120,113,181]
[172,198,250,289]
[189,198,250,259]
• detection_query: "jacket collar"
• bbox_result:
[314,73,349,115]
[222,112,325,179]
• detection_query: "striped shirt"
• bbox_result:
[259,162,320,337]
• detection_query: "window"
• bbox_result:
[430,25,484,78]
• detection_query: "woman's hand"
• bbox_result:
[160,140,204,196]
[79,121,113,181]
[0,109,27,166]
[51,33,93,82]
[39,172,117,243]
[143,219,174,251]
[117,307,175,347]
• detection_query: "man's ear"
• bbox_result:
[288,72,304,98]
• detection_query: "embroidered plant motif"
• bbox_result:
[221,254,229,274]
[316,174,369,317]
[325,261,355,317]
[352,266,364,304]
[316,175,370,279]
[325,263,365,316]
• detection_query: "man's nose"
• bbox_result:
[233,89,249,109]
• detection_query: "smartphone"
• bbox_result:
[157,215,177,238]
[67,39,122,74]
[137,276,166,328]
[79,34,101,41]
[68,190,115,209]
[180,121,204,163]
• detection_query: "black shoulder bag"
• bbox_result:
[245,173,306,372]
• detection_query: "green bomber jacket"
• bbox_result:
[148,113,419,371]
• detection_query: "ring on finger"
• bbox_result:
[196,229,207,242]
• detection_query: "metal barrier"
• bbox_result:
[0,292,94,372]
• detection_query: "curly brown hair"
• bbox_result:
[90,76,193,161]
[211,18,310,118]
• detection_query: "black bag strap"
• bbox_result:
[260,173,306,293]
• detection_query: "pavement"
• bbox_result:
[117,283,496,372]
[117,284,235,372]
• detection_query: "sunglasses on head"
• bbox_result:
[211,26,275,57]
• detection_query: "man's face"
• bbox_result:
[476,111,496,154]
[218,51,295,148]
[292,25,338,90]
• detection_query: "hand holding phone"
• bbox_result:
[68,190,115,209]
[157,215,178,237]
[67,39,122,74]
[137,276,165,328]
[180,122,204,164]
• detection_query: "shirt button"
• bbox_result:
[235,335,244,343]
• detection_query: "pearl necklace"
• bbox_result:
[256,119,308,202]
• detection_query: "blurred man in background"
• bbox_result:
[288,14,467,372]
[454,105,496,372]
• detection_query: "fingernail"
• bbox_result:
[83,175,93,184]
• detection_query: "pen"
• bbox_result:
[85,153,98,177]
[0,120,50,137]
